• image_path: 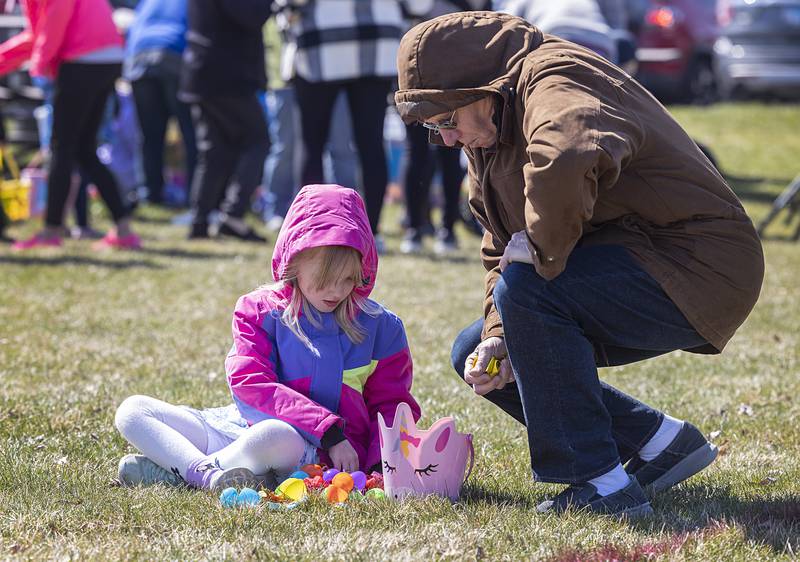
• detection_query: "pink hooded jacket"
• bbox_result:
[225,184,421,471]
[0,0,123,78]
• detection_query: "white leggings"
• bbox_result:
[114,395,307,480]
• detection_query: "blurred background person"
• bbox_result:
[260,17,358,234]
[400,0,491,256]
[180,0,272,242]
[0,0,141,250]
[279,0,431,251]
[124,0,196,208]
[499,0,617,62]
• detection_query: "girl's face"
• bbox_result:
[296,252,357,313]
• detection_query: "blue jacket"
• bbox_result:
[126,0,188,57]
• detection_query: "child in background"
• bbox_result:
[115,184,420,490]
[0,0,141,251]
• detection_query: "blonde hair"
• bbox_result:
[272,245,380,355]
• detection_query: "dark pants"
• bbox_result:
[190,93,269,223]
[47,63,128,227]
[294,76,391,234]
[404,123,464,232]
[451,245,708,484]
[132,73,197,204]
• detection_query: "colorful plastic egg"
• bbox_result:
[323,468,340,483]
[300,464,323,478]
[365,488,386,500]
[325,485,349,503]
[331,472,354,492]
[219,487,238,508]
[276,477,307,502]
[350,470,367,491]
[288,470,310,480]
[237,487,261,507]
[348,490,365,502]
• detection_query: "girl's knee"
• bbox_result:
[246,419,306,468]
[114,395,155,435]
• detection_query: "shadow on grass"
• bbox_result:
[725,173,795,204]
[0,254,163,269]
[380,248,473,264]
[137,246,255,260]
[638,483,800,554]
[459,482,536,509]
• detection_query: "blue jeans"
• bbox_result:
[262,88,357,220]
[451,245,707,484]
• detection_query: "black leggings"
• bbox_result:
[294,76,391,234]
[46,62,128,228]
[189,93,269,221]
[404,123,464,232]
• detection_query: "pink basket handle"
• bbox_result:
[463,433,475,483]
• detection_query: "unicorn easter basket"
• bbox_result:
[378,402,474,501]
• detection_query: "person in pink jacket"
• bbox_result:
[114,184,421,490]
[0,0,141,250]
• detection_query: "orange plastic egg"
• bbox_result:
[325,485,349,503]
[331,472,354,492]
[300,464,323,478]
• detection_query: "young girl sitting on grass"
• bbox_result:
[114,184,420,490]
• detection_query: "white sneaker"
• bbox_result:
[117,454,184,487]
[400,230,423,254]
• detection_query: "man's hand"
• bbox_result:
[464,336,515,395]
[499,230,536,271]
[328,439,359,472]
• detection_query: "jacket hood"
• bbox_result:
[395,11,543,124]
[272,184,378,299]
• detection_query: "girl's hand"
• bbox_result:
[499,230,536,271]
[328,439,360,472]
[464,337,515,396]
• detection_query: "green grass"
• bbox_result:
[1,102,799,560]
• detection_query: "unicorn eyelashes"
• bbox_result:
[378,402,474,501]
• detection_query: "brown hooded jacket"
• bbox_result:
[395,12,764,352]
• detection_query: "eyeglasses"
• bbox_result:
[422,110,457,135]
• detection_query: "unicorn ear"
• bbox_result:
[392,402,417,431]
[421,417,456,453]
[378,411,388,431]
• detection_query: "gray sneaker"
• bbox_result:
[536,476,654,518]
[117,454,185,487]
[626,422,718,497]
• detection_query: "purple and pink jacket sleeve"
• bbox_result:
[362,318,421,469]
[225,294,343,447]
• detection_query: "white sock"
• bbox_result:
[638,414,684,462]
[588,463,630,496]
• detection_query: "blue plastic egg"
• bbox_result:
[237,487,261,507]
[219,487,238,508]
[289,470,310,480]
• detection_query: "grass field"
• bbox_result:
[1,102,799,561]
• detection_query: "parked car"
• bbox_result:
[714,0,800,99]
[0,12,43,147]
[627,0,720,103]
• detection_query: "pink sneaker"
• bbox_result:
[92,232,142,251]
[12,233,63,251]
